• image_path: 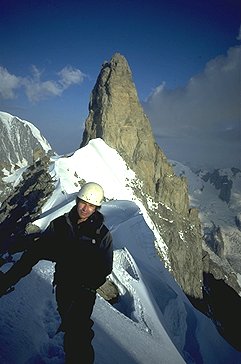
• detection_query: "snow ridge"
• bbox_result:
[0,139,240,363]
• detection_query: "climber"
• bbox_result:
[0,182,113,364]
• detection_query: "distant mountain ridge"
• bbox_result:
[0,111,52,173]
[0,111,53,201]
[172,161,241,285]
[200,167,241,204]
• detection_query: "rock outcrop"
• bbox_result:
[0,112,52,172]
[201,169,234,203]
[0,111,53,203]
[81,53,203,298]
[0,156,55,257]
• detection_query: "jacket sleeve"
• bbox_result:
[0,222,55,295]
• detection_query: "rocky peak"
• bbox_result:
[81,53,189,216]
[81,53,204,298]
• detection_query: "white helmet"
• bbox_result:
[77,182,104,206]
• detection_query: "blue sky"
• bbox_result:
[0,0,240,168]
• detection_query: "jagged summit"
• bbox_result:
[81,52,147,153]
[81,52,150,142]
[102,52,132,75]
[81,53,189,214]
[80,53,204,298]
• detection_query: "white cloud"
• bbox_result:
[145,46,240,138]
[0,66,22,99]
[0,65,86,102]
[23,65,63,102]
[58,66,86,89]
[144,45,241,169]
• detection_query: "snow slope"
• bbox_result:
[0,111,51,155]
[0,139,240,364]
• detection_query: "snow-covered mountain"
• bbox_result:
[0,111,52,174]
[172,161,241,283]
[0,138,240,364]
[0,111,53,204]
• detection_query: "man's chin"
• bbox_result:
[79,213,89,220]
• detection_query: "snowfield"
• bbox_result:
[0,139,240,364]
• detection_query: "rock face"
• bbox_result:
[0,157,55,257]
[0,112,52,172]
[81,54,189,215]
[201,169,234,203]
[0,111,53,203]
[81,53,203,298]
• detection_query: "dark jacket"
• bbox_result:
[2,206,113,293]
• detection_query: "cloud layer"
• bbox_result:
[143,45,241,169]
[0,65,86,102]
[0,67,21,99]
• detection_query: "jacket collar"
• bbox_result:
[68,205,104,232]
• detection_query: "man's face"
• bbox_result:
[77,199,97,222]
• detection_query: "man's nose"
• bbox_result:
[82,204,87,211]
